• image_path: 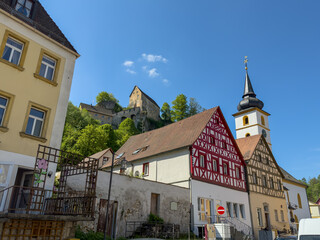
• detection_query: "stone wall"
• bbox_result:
[66,171,190,238]
[112,107,142,128]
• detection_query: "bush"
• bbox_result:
[148,213,164,223]
[75,226,106,240]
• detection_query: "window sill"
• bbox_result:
[0,58,24,71]
[19,132,47,143]
[34,73,58,86]
[0,126,9,132]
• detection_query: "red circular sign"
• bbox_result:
[217,206,225,215]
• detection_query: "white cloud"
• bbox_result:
[148,68,159,78]
[142,65,147,71]
[162,79,170,86]
[142,53,167,63]
[126,69,136,74]
[123,60,134,67]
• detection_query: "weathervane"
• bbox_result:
[244,56,248,70]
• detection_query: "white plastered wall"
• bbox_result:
[191,179,252,228]
[283,181,311,225]
[113,148,191,188]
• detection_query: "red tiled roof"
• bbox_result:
[102,107,218,167]
[235,135,261,160]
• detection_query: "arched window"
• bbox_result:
[243,116,249,125]
[297,193,302,208]
[245,133,251,137]
[261,116,265,125]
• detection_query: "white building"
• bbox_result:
[102,107,252,236]
[280,167,311,233]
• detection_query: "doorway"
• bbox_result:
[263,203,271,230]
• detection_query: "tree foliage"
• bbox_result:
[171,94,189,122]
[160,102,172,122]
[300,175,320,202]
[188,97,205,117]
[61,102,139,159]
[96,91,122,112]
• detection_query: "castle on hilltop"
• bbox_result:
[80,86,160,132]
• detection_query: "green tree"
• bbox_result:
[171,94,189,122]
[188,97,205,117]
[161,102,172,122]
[115,118,140,147]
[65,102,99,129]
[300,175,320,202]
[96,91,122,112]
[73,124,115,157]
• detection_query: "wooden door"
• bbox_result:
[150,193,159,215]
[97,199,118,238]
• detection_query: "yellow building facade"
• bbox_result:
[237,135,290,238]
[0,0,79,191]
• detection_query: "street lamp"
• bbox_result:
[103,154,130,240]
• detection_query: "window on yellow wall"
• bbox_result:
[243,116,249,125]
[34,49,60,86]
[261,116,265,125]
[0,90,14,132]
[0,31,29,70]
[297,193,302,208]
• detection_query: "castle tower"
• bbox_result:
[233,57,272,149]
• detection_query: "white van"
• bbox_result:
[298,218,320,240]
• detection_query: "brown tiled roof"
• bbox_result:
[0,0,77,54]
[129,86,160,108]
[280,166,307,187]
[235,135,261,160]
[80,103,114,116]
[90,148,112,159]
[102,107,219,168]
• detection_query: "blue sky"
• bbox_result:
[42,0,320,180]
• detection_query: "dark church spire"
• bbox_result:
[237,57,264,111]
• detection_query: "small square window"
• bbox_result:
[0,96,8,126]
[39,55,56,81]
[2,37,24,65]
[25,107,45,137]
[143,162,149,176]
[15,0,33,17]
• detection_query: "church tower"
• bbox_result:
[233,57,272,148]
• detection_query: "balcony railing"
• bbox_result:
[0,185,96,218]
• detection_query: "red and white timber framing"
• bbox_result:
[190,107,247,191]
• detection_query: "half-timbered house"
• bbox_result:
[102,106,252,236]
[236,135,290,237]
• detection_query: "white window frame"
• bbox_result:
[236,167,240,179]
[212,159,217,172]
[257,208,263,226]
[3,37,24,65]
[239,204,246,219]
[26,107,45,137]
[199,155,205,168]
[143,162,149,176]
[0,96,8,126]
[274,209,279,222]
[39,54,56,80]
[280,210,284,222]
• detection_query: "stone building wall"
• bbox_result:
[67,171,190,238]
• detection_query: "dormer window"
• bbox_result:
[15,0,33,17]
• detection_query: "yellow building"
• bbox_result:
[237,135,290,238]
[0,0,79,192]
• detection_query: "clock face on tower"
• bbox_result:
[262,129,267,138]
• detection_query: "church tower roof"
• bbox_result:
[237,57,264,111]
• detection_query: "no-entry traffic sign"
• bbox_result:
[217,206,225,215]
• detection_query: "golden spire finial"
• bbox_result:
[244,56,248,70]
